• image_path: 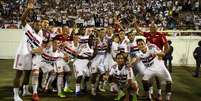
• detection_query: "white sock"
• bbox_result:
[110,83,115,92]
[103,80,107,86]
[148,87,153,99]
[91,84,96,91]
[158,89,162,95]
[64,80,69,89]
[99,81,103,88]
[23,85,29,93]
[42,72,49,88]
[166,92,172,100]
[149,86,153,94]
[148,90,152,99]
[91,84,96,92]
[57,75,63,94]
[13,88,20,97]
[32,84,38,94]
[32,75,39,94]
[76,84,80,93]
[45,74,56,89]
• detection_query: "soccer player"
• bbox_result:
[90,29,112,95]
[68,29,93,96]
[53,34,72,97]
[36,19,50,93]
[109,52,138,101]
[60,26,74,93]
[31,40,56,101]
[132,39,172,101]
[111,35,120,58]
[118,30,129,53]
[134,21,169,100]
[13,1,42,101]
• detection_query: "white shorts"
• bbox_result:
[55,59,70,73]
[73,59,90,78]
[135,61,146,76]
[13,54,32,70]
[32,56,54,73]
[142,60,172,84]
[91,53,114,74]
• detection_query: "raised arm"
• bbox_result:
[132,18,144,35]
[21,0,34,26]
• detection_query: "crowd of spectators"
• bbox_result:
[0,0,200,29]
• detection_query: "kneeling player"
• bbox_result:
[109,52,138,101]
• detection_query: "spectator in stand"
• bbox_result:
[1,0,201,29]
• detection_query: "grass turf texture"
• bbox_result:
[0,59,201,101]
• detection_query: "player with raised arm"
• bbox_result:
[13,1,42,101]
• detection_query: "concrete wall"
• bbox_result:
[0,29,200,66]
[0,29,23,59]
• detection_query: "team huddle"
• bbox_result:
[13,2,172,101]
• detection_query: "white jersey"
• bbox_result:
[127,41,139,57]
[96,37,108,55]
[78,36,93,57]
[136,44,172,83]
[13,24,42,70]
[118,38,129,53]
[109,64,134,88]
[63,41,78,59]
[41,46,58,64]
[32,45,58,73]
[64,36,93,58]
[18,24,42,55]
[136,44,161,67]
[54,49,71,73]
[72,36,91,77]
[54,49,65,61]
[111,42,119,58]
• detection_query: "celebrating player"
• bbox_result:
[132,39,172,101]
[13,1,42,101]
